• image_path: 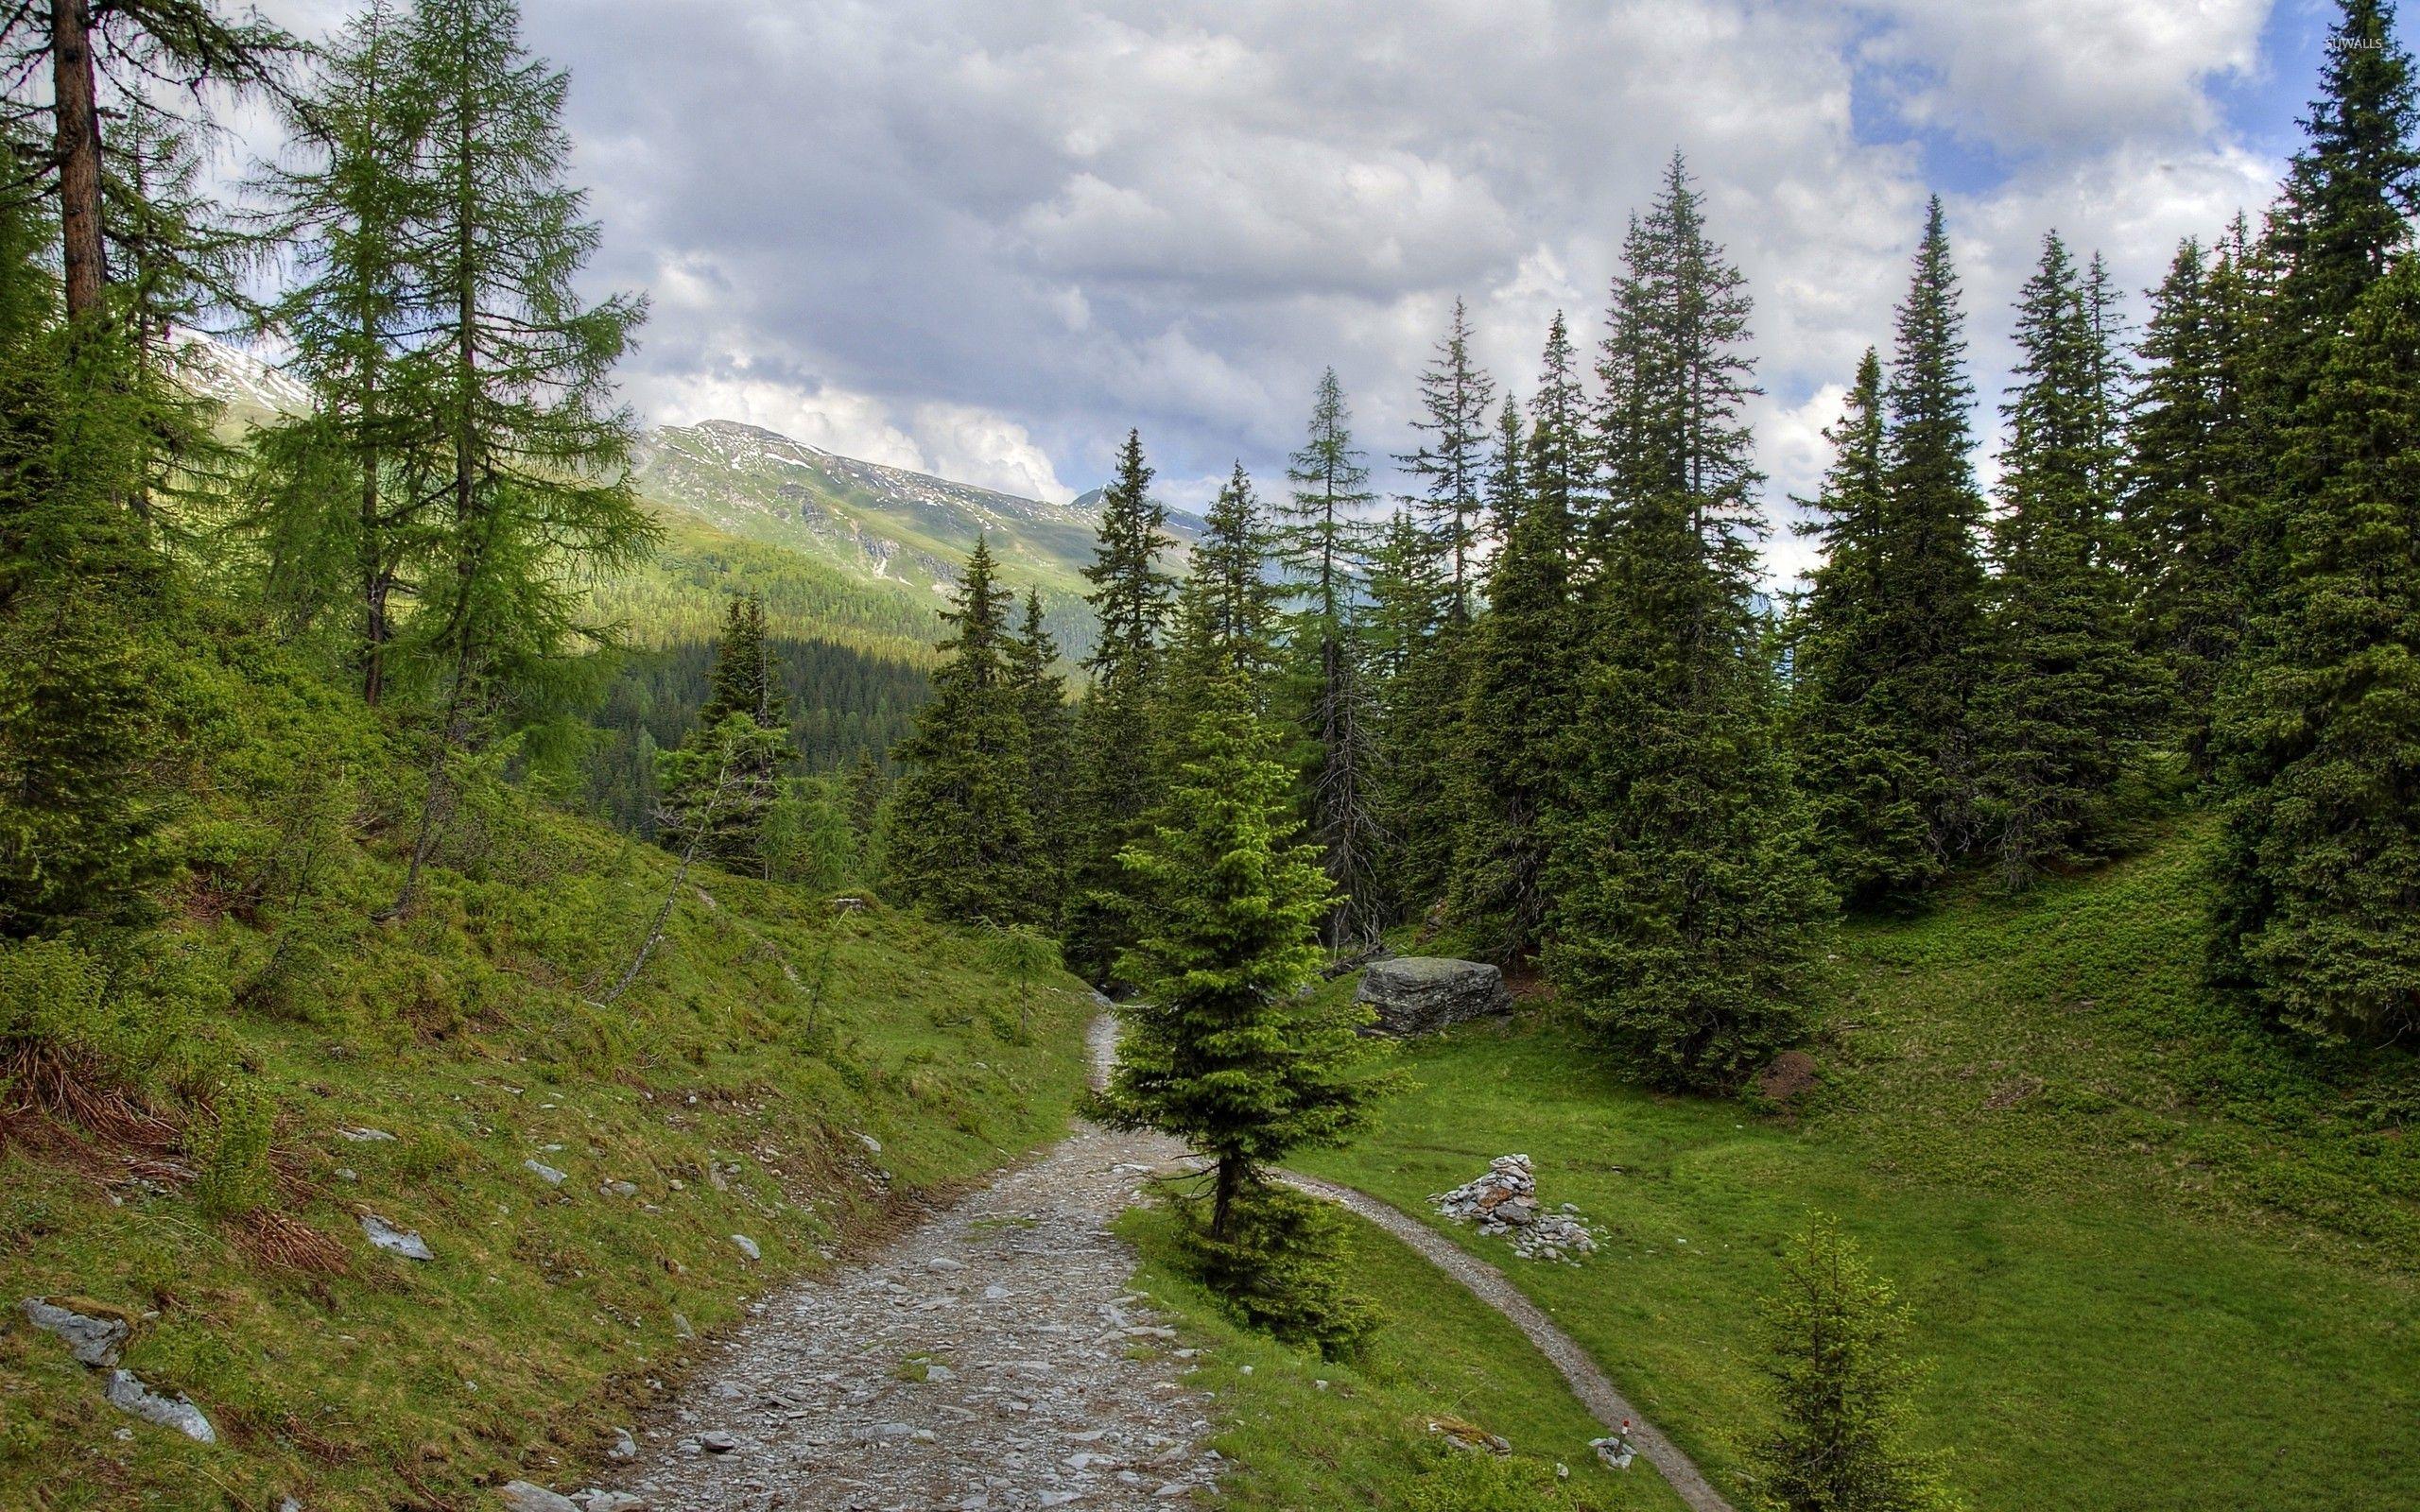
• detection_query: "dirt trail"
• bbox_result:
[606,1015,1732,1512]
[1279,1168,1736,1512]
[606,1017,1208,1511]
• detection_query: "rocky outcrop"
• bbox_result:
[1354,956,1512,1038]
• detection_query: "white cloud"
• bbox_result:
[233,0,2304,584]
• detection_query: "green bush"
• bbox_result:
[189,1074,275,1219]
[1172,1182,1376,1357]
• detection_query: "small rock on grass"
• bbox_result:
[20,1297,129,1367]
[729,1234,761,1261]
[358,1212,435,1262]
[496,1483,579,1512]
[103,1369,216,1443]
[606,1426,638,1461]
[524,1160,567,1186]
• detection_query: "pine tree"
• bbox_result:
[1973,234,2168,887]
[2123,237,2260,772]
[887,537,1043,924]
[1277,369,1386,949]
[1451,320,1582,961]
[1093,665,1384,1349]
[1064,430,1176,977]
[1483,393,1526,540]
[1550,155,1834,1091]
[1006,587,1074,918]
[1754,1216,1960,1512]
[2209,254,2420,1046]
[1400,298,1497,623]
[1790,350,1936,905]
[846,747,887,854]
[387,0,656,915]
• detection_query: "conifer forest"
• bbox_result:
[0,4,2415,1511]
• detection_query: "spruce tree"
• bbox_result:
[1065,430,1175,977]
[1006,587,1074,918]
[887,537,1044,924]
[1277,369,1386,949]
[1365,510,1461,917]
[1550,156,1833,1091]
[1973,234,2167,887]
[1755,1216,1960,1512]
[2123,237,2259,772]
[659,593,796,874]
[2210,254,2420,1046]
[388,0,655,915]
[1872,198,1992,878]
[1172,462,1284,706]
[1400,297,1496,622]
[1093,664,1384,1349]
[1451,320,1582,961]
[1790,350,1936,905]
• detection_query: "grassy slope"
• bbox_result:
[1120,1204,1690,1512]
[0,641,1095,1510]
[1300,827,2419,1512]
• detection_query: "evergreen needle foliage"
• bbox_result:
[1754,1216,1960,1512]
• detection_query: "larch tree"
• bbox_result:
[1277,369,1386,950]
[1549,155,1834,1091]
[387,0,655,916]
[246,0,430,703]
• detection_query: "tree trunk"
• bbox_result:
[1210,1153,1246,1243]
[52,0,107,321]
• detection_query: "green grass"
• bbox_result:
[1119,1202,1691,1512]
[1300,828,2420,1512]
[0,643,1097,1510]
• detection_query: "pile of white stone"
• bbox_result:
[1431,1154,1601,1263]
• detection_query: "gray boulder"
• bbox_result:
[21,1297,129,1366]
[1354,956,1512,1038]
[104,1368,216,1443]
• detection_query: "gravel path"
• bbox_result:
[1278,1168,1734,1512]
[606,1017,1214,1511]
[601,1014,1730,1512]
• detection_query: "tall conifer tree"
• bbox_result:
[1006,587,1074,917]
[1791,350,1935,905]
[2210,254,2420,1046]
[888,537,1043,924]
[1451,319,1583,960]
[1277,369,1386,949]
[1551,156,1833,1091]
[1065,430,1176,976]
[1400,298,1497,622]
[1974,234,2166,887]
[388,0,654,914]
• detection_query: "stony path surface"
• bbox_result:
[604,1014,1730,1512]
[608,1017,1214,1511]
[1279,1169,1735,1512]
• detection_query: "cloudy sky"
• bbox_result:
[252,0,2346,577]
